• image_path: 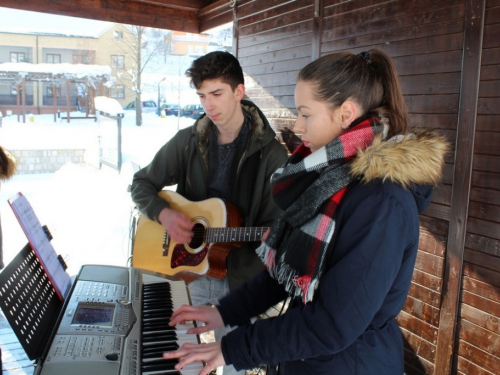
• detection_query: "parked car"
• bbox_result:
[124,100,157,113]
[159,103,180,116]
[180,104,204,119]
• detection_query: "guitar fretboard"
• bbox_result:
[205,227,269,243]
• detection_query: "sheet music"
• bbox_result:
[8,192,71,300]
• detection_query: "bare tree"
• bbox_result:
[113,25,171,126]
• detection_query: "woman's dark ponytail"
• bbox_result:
[368,49,409,137]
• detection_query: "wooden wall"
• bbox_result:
[232,0,500,374]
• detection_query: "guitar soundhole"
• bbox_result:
[189,223,206,249]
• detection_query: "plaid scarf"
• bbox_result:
[256,114,384,303]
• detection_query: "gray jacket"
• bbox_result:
[131,100,288,290]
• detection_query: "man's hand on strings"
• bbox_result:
[158,207,194,243]
[169,305,224,335]
[163,341,225,375]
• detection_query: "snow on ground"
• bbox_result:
[0,111,195,276]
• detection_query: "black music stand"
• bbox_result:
[0,227,65,360]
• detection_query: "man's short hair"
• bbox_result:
[186,51,244,90]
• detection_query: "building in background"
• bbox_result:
[0,8,233,117]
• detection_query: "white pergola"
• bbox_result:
[0,62,111,123]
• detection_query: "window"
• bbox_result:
[114,31,123,40]
[111,55,125,69]
[72,50,94,64]
[47,54,61,64]
[110,85,125,99]
[10,52,25,63]
[47,86,59,96]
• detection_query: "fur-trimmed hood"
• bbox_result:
[350,129,450,188]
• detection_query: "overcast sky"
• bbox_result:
[0,7,113,37]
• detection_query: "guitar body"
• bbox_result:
[132,191,244,281]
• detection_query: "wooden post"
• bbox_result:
[232,2,238,58]
[53,83,57,122]
[312,0,323,61]
[66,80,70,123]
[16,83,20,122]
[433,0,486,373]
[21,78,26,124]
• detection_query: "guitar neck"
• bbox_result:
[205,227,268,243]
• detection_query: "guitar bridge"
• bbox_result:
[162,231,170,256]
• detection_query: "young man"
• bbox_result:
[130,51,288,374]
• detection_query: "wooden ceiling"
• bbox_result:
[0,0,234,33]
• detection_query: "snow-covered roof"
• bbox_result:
[0,62,111,81]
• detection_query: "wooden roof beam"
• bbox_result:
[0,0,202,33]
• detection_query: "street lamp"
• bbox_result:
[157,77,166,116]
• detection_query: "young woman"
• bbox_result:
[164,49,449,375]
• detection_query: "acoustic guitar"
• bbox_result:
[131,191,268,281]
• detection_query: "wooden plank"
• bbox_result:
[481,65,500,80]
[483,22,500,48]
[479,80,500,97]
[409,113,459,130]
[246,85,297,98]
[239,45,311,66]
[471,170,500,190]
[402,295,441,326]
[469,186,500,205]
[404,94,460,114]
[429,183,452,206]
[401,328,437,364]
[325,28,465,59]
[422,202,450,221]
[241,57,312,76]
[419,229,447,257]
[477,97,500,115]
[434,1,486,373]
[407,281,442,308]
[466,217,500,245]
[396,310,439,344]
[462,275,500,304]
[464,262,500,291]
[413,248,445,278]
[481,46,500,65]
[464,248,500,273]
[476,114,500,131]
[0,0,201,32]
[485,2,500,23]
[311,0,323,60]
[461,290,500,319]
[473,154,500,174]
[246,71,299,90]
[468,199,500,222]
[420,216,450,237]
[392,51,464,76]
[238,0,314,36]
[239,20,314,48]
[323,3,465,43]
[411,268,443,293]
[456,355,496,375]
[324,0,462,25]
[399,72,461,96]
[458,320,500,372]
[465,232,500,259]
[239,31,313,58]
